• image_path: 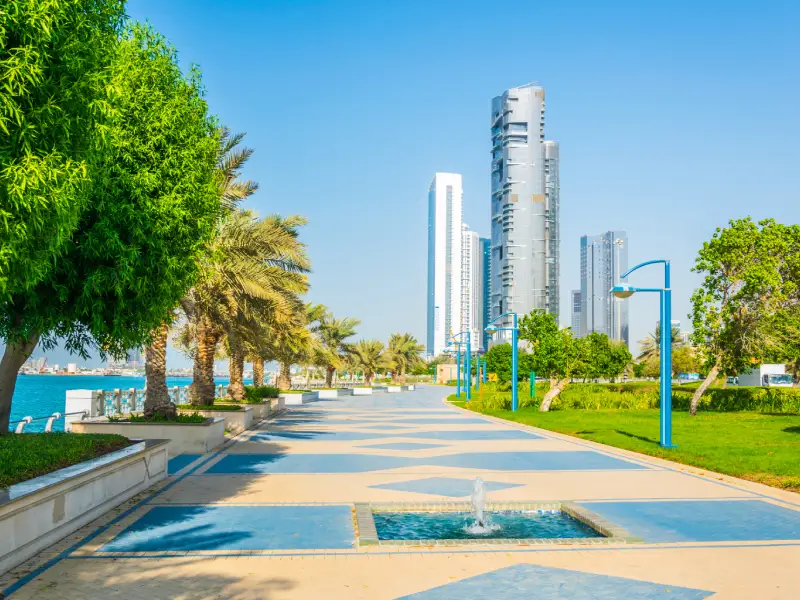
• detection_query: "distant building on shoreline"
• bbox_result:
[579,230,629,345]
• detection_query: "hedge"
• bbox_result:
[462,382,800,413]
[243,385,280,402]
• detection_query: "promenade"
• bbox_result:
[2,386,799,599]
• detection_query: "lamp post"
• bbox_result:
[451,331,472,402]
[611,259,676,448]
[484,312,520,411]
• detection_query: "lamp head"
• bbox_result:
[611,283,635,299]
[484,324,498,333]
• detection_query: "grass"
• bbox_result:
[0,433,132,489]
[109,413,207,423]
[176,404,245,412]
[452,400,800,492]
[279,389,312,394]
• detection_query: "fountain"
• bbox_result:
[464,477,499,535]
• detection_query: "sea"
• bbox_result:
[8,375,251,433]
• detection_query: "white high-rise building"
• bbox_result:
[461,225,482,352]
[426,173,463,357]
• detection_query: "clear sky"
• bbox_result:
[31,0,800,368]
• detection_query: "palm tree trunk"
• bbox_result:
[305,367,311,389]
[144,322,176,419]
[278,361,292,390]
[690,358,720,416]
[252,359,264,387]
[228,342,245,401]
[365,371,374,386]
[0,332,40,435]
[325,367,335,388]
[191,316,218,405]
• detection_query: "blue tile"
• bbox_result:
[580,500,800,542]
[100,505,354,551]
[167,454,202,475]
[399,430,542,441]
[383,418,491,425]
[207,451,645,474]
[397,564,714,599]
[370,477,523,497]
[360,424,413,430]
[251,431,390,441]
[362,443,447,450]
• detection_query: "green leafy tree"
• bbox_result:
[672,345,699,377]
[583,332,631,381]
[0,22,221,431]
[1,0,125,299]
[632,361,646,378]
[518,310,587,412]
[689,218,798,414]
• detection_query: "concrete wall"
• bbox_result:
[72,418,225,455]
[0,440,168,575]
[178,407,252,434]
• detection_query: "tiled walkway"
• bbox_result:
[2,386,799,598]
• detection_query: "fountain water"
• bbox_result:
[464,477,499,535]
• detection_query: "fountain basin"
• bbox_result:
[354,501,642,547]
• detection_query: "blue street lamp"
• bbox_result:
[611,259,676,448]
[451,331,472,402]
[485,312,520,411]
[444,342,462,398]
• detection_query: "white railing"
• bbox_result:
[11,384,231,433]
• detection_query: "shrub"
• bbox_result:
[176,404,244,412]
[244,385,280,401]
[108,413,207,423]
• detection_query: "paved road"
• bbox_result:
[2,386,799,598]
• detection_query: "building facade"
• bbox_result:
[579,230,629,345]
[479,237,491,351]
[571,289,582,337]
[460,225,483,352]
[490,84,560,333]
[426,173,463,356]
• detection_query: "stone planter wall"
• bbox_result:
[269,398,285,413]
[352,387,373,396]
[316,389,353,399]
[279,392,317,405]
[72,418,225,456]
[178,406,253,434]
[0,440,168,575]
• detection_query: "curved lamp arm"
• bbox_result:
[621,259,670,288]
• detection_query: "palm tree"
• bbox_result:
[351,340,392,386]
[144,128,258,409]
[317,313,360,387]
[387,333,424,382]
[262,303,324,390]
[183,211,310,404]
[637,324,683,362]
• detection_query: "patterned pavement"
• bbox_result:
[2,386,799,599]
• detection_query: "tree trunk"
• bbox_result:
[144,322,176,419]
[252,359,264,387]
[540,377,569,412]
[277,361,292,390]
[365,371,374,386]
[792,359,800,388]
[227,342,245,401]
[305,367,311,389]
[190,316,218,405]
[325,366,335,388]
[0,332,40,434]
[690,358,720,416]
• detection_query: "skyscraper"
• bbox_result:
[479,237,491,351]
[571,289,582,337]
[426,173,463,356]
[490,84,560,332]
[579,231,629,345]
[461,225,482,352]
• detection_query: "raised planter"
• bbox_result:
[72,418,224,456]
[279,392,317,405]
[352,387,373,396]
[269,397,286,412]
[178,406,253,434]
[0,439,168,575]
[316,388,353,399]
[239,402,270,420]
[407,384,416,391]
[386,385,408,393]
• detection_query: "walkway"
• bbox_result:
[2,386,799,598]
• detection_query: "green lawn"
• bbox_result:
[451,400,800,492]
[0,433,132,489]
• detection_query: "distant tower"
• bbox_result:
[426,173,463,356]
[571,290,582,337]
[461,225,483,352]
[579,231,629,345]
[490,84,560,331]
[479,237,491,351]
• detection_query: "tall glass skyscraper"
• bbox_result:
[426,173,463,356]
[480,237,491,351]
[490,84,560,332]
[579,231,629,345]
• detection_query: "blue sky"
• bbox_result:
[37,0,800,368]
